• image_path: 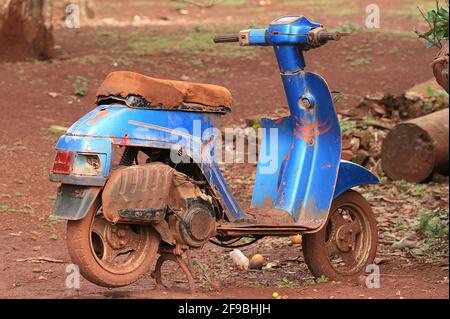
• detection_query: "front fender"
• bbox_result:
[333,160,379,199]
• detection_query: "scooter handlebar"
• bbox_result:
[307,28,347,48]
[318,31,342,42]
[213,34,240,43]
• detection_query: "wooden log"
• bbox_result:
[381,108,449,183]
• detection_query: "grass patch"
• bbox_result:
[386,2,437,22]
[415,208,449,255]
[71,76,89,97]
[221,0,249,6]
[283,0,343,6]
[340,120,357,133]
[304,275,329,285]
[125,26,258,60]
[330,22,363,34]
[0,205,10,213]
[350,56,373,67]
[275,277,300,288]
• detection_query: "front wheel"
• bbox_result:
[302,190,378,282]
[66,198,160,287]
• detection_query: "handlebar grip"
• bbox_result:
[213,34,240,43]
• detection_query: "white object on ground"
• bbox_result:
[230,249,249,270]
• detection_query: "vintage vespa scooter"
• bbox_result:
[50,16,379,291]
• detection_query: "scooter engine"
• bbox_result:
[167,172,216,248]
[169,199,216,248]
[101,162,216,249]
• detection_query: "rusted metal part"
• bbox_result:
[119,146,138,166]
[96,71,233,110]
[151,253,196,294]
[168,200,216,248]
[236,207,296,226]
[118,208,166,223]
[169,172,211,211]
[381,108,449,182]
[102,163,174,224]
[90,212,156,274]
[152,219,176,245]
[216,225,308,236]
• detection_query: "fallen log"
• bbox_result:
[381,108,449,183]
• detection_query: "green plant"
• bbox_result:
[305,275,328,286]
[340,120,357,133]
[72,76,89,97]
[275,277,299,288]
[304,275,329,285]
[415,1,449,48]
[415,209,449,242]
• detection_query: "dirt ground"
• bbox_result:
[0,0,448,299]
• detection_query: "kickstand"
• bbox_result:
[151,252,196,294]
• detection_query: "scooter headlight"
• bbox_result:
[72,154,102,176]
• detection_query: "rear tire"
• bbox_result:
[66,198,160,287]
[302,190,378,282]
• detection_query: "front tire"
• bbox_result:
[66,198,160,287]
[302,190,378,282]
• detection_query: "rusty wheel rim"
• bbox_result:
[324,203,372,275]
[89,207,153,274]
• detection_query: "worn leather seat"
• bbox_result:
[96,71,232,112]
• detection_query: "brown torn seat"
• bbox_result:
[96,71,232,113]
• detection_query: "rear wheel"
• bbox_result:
[302,190,378,282]
[66,198,160,287]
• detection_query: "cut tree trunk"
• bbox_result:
[0,0,54,60]
[381,108,449,183]
[432,40,449,93]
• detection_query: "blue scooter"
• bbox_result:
[50,15,379,291]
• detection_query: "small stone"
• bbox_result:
[391,237,417,250]
[374,257,391,265]
[47,92,60,99]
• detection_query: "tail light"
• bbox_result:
[52,150,74,175]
